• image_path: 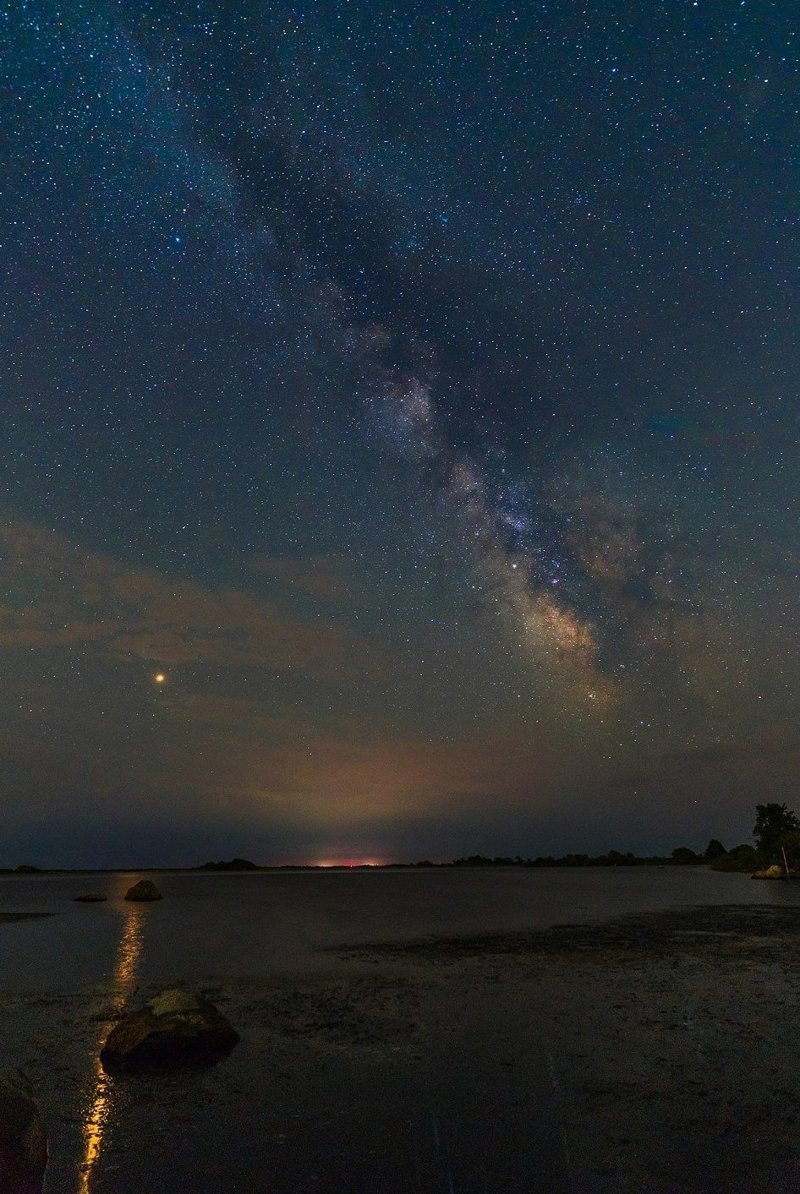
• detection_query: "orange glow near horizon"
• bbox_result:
[311,858,387,869]
[78,905,144,1193]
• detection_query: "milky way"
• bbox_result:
[1,2,798,864]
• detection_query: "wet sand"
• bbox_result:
[3,903,800,1192]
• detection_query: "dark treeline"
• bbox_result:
[389,846,716,869]
[4,805,798,874]
[0,852,709,874]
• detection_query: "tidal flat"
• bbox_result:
[2,898,800,1192]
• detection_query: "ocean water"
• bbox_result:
[0,865,797,993]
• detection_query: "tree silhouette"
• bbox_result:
[752,803,800,860]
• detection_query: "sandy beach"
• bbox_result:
[2,901,800,1192]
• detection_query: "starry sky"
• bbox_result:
[1,1,798,867]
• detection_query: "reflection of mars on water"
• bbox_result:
[2,870,800,1191]
[78,904,144,1193]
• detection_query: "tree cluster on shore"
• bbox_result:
[412,846,719,868]
[708,803,800,874]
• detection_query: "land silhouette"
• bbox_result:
[3,801,799,876]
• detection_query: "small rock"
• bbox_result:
[123,880,162,902]
[100,988,239,1073]
[0,1071,47,1194]
[73,894,107,903]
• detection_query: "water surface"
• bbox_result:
[0,866,796,993]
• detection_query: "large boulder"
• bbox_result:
[752,864,785,879]
[100,989,239,1073]
[124,879,162,901]
[0,1071,47,1194]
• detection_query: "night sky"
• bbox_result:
[2,1,798,867]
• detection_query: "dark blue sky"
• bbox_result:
[1,1,797,865]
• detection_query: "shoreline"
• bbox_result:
[2,901,800,1190]
[0,860,729,876]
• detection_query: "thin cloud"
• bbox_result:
[0,521,350,676]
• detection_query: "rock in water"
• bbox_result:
[0,1071,47,1194]
[123,879,162,901]
[100,989,239,1073]
[73,893,107,903]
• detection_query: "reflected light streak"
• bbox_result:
[78,905,144,1193]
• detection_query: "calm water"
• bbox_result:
[1,866,797,994]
